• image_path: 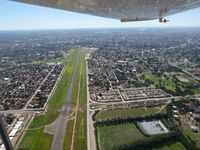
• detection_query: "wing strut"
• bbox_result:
[0,117,13,150]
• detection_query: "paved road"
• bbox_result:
[0,110,42,114]
[90,94,200,111]
[86,61,97,150]
[47,55,80,150]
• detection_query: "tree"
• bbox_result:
[175,86,183,96]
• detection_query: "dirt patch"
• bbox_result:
[176,75,191,83]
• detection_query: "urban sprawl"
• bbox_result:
[1,28,200,150]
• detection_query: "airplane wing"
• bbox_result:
[12,0,200,22]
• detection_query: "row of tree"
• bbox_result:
[94,113,169,127]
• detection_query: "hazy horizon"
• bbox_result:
[1,1,200,31]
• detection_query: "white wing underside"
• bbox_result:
[12,0,200,22]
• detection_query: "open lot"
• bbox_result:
[168,72,200,94]
[176,75,191,83]
[97,123,147,150]
[141,71,200,95]
[94,107,163,121]
[186,66,200,78]
[167,72,197,84]
[142,72,176,93]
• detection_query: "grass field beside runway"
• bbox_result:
[63,50,87,150]
[97,123,146,150]
[94,107,165,121]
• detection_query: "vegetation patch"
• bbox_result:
[153,141,186,150]
[184,128,200,149]
[63,119,74,150]
[0,79,6,85]
[140,71,200,95]
[94,107,164,121]
[97,123,147,150]
[73,51,87,150]
[141,72,176,93]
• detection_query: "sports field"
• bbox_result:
[97,123,146,150]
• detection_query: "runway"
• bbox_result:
[44,55,80,150]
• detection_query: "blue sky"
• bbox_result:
[0,0,200,30]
